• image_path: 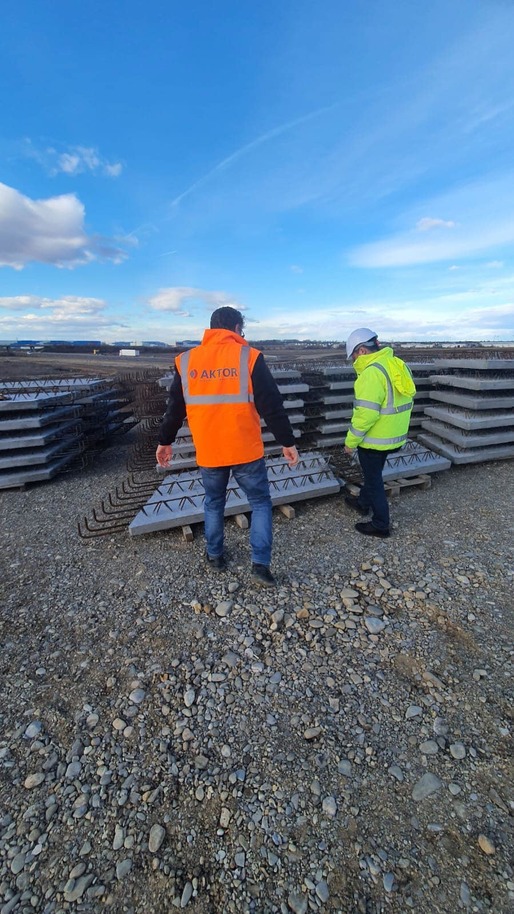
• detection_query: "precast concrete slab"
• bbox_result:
[276,383,309,394]
[437,359,514,370]
[0,451,78,489]
[320,394,354,406]
[0,378,106,393]
[318,422,346,435]
[313,436,342,448]
[270,369,302,380]
[0,420,81,451]
[320,366,355,377]
[281,398,305,409]
[262,428,301,442]
[0,392,73,411]
[130,452,340,535]
[430,374,514,391]
[417,433,514,464]
[429,390,514,409]
[319,407,352,420]
[0,437,79,470]
[421,419,514,448]
[325,380,355,391]
[424,405,514,430]
[0,405,82,430]
[382,440,451,479]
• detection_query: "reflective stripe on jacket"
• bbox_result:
[177,328,263,467]
[344,347,416,451]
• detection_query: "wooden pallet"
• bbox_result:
[180,503,296,541]
[346,474,432,498]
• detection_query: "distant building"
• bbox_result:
[176,340,201,348]
[142,340,169,347]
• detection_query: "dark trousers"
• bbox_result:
[356,447,390,531]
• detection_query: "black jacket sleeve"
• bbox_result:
[157,369,186,445]
[252,354,296,447]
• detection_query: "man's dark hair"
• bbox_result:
[210,306,244,331]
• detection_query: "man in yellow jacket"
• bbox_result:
[344,328,416,538]
[156,307,299,586]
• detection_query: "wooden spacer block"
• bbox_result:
[278,504,295,519]
[182,525,194,542]
[234,513,249,529]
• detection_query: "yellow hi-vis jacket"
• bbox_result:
[344,347,416,451]
[177,329,263,467]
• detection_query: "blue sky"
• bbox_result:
[1,0,514,343]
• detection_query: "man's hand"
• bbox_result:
[344,445,356,456]
[156,444,172,467]
[282,445,299,467]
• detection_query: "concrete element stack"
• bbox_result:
[0,377,136,488]
[418,359,514,463]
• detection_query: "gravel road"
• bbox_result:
[1,425,513,914]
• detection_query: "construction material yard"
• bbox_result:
[0,353,513,914]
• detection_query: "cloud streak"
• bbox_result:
[169,104,337,208]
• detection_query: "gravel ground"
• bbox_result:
[1,427,513,914]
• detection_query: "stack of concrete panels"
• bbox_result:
[130,452,340,536]
[268,368,306,451]
[408,362,436,434]
[0,391,84,489]
[418,359,514,463]
[298,365,355,449]
[0,377,136,487]
[1,377,134,444]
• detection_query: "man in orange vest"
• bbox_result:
[156,306,299,586]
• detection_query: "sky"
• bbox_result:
[1,0,514,344]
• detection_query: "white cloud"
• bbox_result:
[147,287,246,315]
[0,183,126,269]
[416,217,456,231]
[349,172,514,268]
[0,295,128,335]
[290,264,303,273]
[25,141,123,178]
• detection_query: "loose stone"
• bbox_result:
[478,834,495,855]
[148,823,166,853]
[412,773,443,801]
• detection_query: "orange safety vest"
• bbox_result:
[177,329,263,467]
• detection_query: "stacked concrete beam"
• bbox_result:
[0,391,84,489]
[418,359,514,463]
[408,362,436,434]
[0,377,136,488]
[154,363,451,485]
[130,452,340,536]
[296,365,355,449]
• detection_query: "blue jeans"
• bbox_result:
[356,447,390,531]
[200,458,273,565]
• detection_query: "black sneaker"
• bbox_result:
[205,552,226,570]
[251,563,276,587]
[344,494,369,516]
[355,522,390,539]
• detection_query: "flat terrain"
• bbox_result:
[0,354,513,914]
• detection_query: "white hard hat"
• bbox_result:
[345,327,377,359]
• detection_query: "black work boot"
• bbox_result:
[205,552,227,570]
[355,522,390,539]
[251,564,276,587]
[344,494,369,516]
